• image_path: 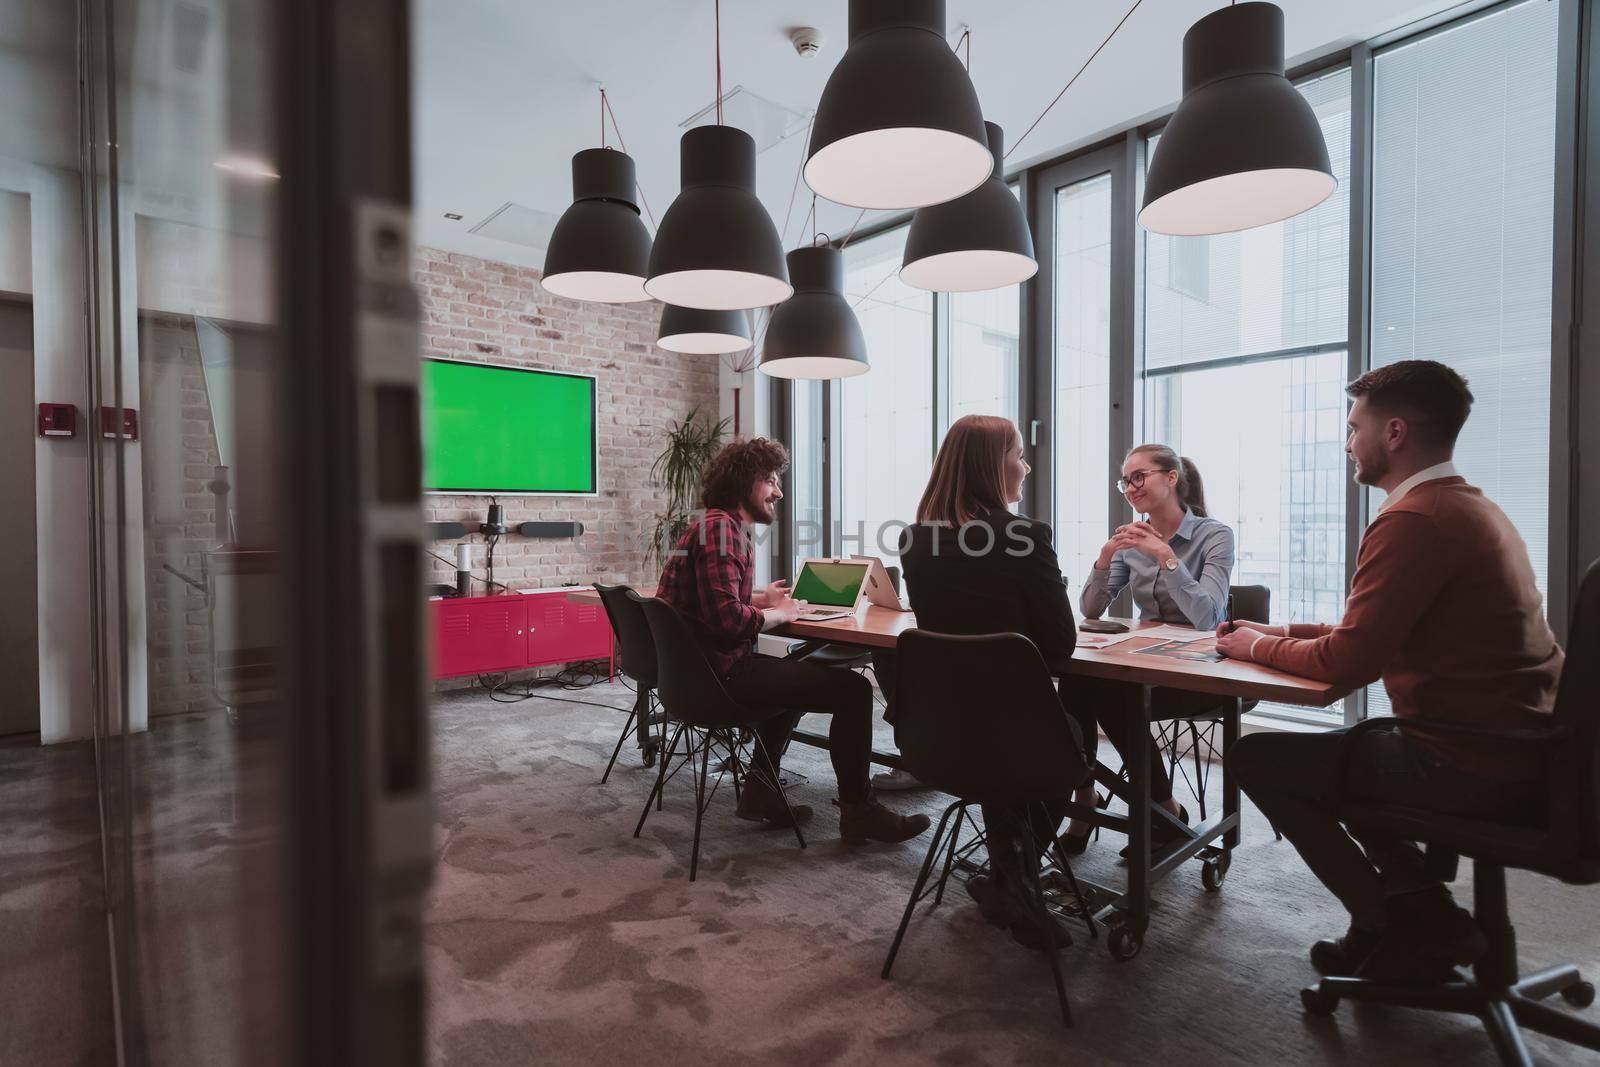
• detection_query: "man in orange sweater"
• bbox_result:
[1220,360,1562,983]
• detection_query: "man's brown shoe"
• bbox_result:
[837,792,931,845]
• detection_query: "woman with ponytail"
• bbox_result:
[1062,444,1237,857]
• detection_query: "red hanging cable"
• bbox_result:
[597,91,657,229]
[954,28,971,72]
[839,207,867,249]
[1006,0,1144,162]
[599,87,606,148]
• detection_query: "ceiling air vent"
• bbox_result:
[469,202,562,253]
[678,85,810,155]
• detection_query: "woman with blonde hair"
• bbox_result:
[892,414,1082,950]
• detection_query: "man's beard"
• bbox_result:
[745,494,775,523]
[1352,450,1387,487]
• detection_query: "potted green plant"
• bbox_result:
[648,407,729,565]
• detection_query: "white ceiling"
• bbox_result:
[412,0,1451,268]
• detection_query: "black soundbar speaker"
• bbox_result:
[519,521,584,539]
[426,521,467,540]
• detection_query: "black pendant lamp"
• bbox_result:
[759,247,869,380]
[805,0,991,210]
[540,148,653,303]
[657,304,752,355]
[1140,2,1335,236]
[900,122,1036,293]
[644,124,792,310]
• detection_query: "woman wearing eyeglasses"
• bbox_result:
[1062,444,1236,857]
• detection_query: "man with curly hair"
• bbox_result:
[655,436,930,846]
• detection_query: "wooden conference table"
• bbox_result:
[570,587,1349,960]
[780,606,1350,960]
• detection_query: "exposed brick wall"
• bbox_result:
[139,312,223,718]
[414,246,721,595]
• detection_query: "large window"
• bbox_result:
[1366,0,1560,715]
[839,226,934,563]
[1369,0,1558,600]
[1142,68,1352,629]
[1053,172,1115,594]
[790,379,824,570]
[1141,67,1352,717]
[950,184,1024,425]
[785,212,1024,573]
[950,285,1020,425]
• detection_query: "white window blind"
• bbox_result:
[1366,0,1559,718]
[1369,0,1558,602]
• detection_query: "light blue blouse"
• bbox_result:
[1079,509,1236,630]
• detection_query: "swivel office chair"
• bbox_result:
[1300,560,1600,1066]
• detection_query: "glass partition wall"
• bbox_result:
[4,1,429,1062]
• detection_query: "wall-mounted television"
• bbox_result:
[421,358,598,495]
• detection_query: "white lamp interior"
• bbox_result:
[900,249,1038,293]
[805,128,993,210]
[759,355,871,380]
[539,271,652,304]
[644,270,794,311]
[658,332,752,355]
[1140,168,1337,237]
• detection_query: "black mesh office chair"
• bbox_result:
[880,629,1095,1027]
[594,584,664,782]
[1300,560,1600,1066]
[787,564,902,672]
[635,596,807,881]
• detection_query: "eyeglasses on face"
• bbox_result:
[1116,468,1168,494]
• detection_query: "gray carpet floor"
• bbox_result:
[425,681,1600,1066]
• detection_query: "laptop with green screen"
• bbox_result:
[792,560,870,619]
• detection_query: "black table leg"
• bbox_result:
[1223,696,1241,850]
[1107,683,1153,961]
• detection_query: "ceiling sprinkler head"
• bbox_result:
[788,26,822,59]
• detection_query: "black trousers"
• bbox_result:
[1058,675,1223,804]
[722,653,874,803]
[1228,724,1540,930]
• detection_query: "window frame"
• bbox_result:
[772,0,1579,696]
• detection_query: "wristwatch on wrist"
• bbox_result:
[1162,555,1179,572]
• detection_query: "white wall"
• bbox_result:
[0,159,96,742]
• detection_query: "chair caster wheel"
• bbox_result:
[1562,981,1596,1008]
[1301,985,1339,1016]
[642,744,659,769]
[1108,923,1143,961]
[1201,852,1230,892]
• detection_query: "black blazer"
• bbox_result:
[897,508,1078,673]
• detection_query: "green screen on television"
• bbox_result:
[421,359,597,494]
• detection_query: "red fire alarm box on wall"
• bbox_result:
[38,403,76,438]
[100,406,139,440]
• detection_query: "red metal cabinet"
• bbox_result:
[526,591,611,668]
[430,590,611,680]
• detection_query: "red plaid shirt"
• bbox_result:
[655,509,762,678]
